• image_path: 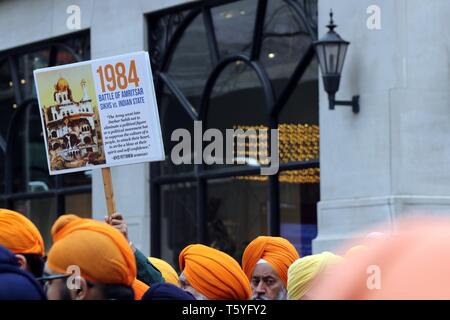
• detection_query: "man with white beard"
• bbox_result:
[242,236,299,300]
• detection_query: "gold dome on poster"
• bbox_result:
[55,77,70,92]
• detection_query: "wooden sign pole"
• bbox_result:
[102,167,116,217]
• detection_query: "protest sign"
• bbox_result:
[34,51,165,214]
[34,51,165,174]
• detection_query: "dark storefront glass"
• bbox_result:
[160,182,197,270]
[148,0,318,265]
[207,178,269,259]
[211,0,257,57]
[0,31,91,247]
[207,63,268,169]
[13,197,57,251]
[159,91,195,175]
[167,13,212,111]
[261,0,316,97]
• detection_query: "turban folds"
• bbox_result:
[132,279,149,300]
[242,236,299,286]
[287,252,343,300]
[148,257,179,286]
[179,244,251,300]
[0,209,44,256]
[47,214,136,286]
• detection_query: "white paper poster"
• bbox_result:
[33,51,165,175]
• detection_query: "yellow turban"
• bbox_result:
[179,244,251,300]
[0,209,44,256]
[242,236,300,286]
[47,214,136,286]
[148,257,179,286]
[287,251,343,300]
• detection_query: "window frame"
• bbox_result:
[148,0,319,256]
[0,30,91,214]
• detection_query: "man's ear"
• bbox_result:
[14,254,28,271]
[71,277,88,300]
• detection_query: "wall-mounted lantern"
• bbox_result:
[314,10,359,113]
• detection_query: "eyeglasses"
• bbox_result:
[36,273,96,292]
[36,273,71,294]
[36,273,71,284]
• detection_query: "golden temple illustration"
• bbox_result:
[42,77,105,170]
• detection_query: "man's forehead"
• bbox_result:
[252,263,279,279]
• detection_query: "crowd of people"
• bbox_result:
[1,208,450,300]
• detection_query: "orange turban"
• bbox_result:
[148,257,179,286]
[132,279,149,300]
[310,217,450,299]
[242,236,300,286]
[0,209,44,256]
[47,214,136,286]
[179,244,251,300]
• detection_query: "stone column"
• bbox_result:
[313,0,450,253]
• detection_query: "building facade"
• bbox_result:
[0,0,449,269]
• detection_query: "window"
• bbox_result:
[148,0,318,266]
[0,31,91,250]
